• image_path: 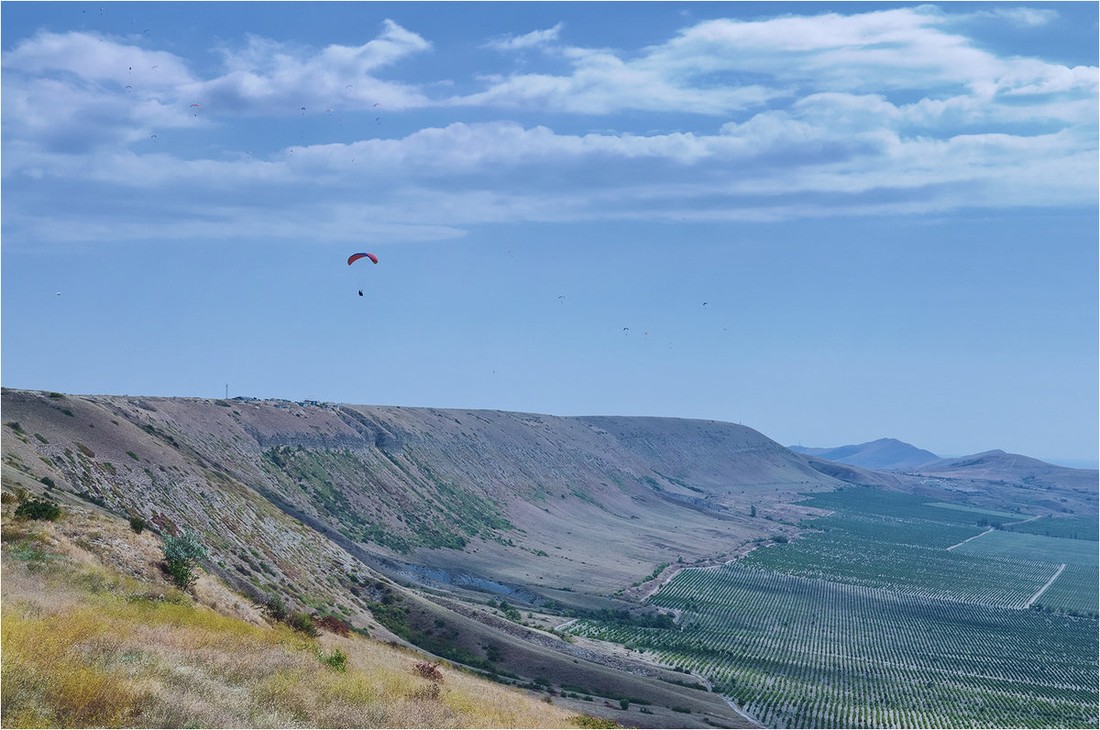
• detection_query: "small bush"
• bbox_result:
[262,593,288,623]
[287,611,318,636]
[128,516,147,534]
[318,647,347,672]
[316,614,352,636]
[414,661,444,683]
[77,490,107,508]
[39,476,56,489]
[162,530,207,590]
[413,682,442,700]
[14,498,61,521]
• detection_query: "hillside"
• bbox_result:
[4,388,812,727]
[910,449,1098,497]
[0,389,844,599]
[0,497,591,728]
[788,438,939,470]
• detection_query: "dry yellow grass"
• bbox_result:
[0,503,597,729]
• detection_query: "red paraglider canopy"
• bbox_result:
[347,252,379,265]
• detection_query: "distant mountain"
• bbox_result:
[787,438,939,470]
[912,449,1099,493]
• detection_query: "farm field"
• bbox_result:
[951,530,1098,566]
[948,530,1098,616]
[740,530,1058,607]
[925,502,1023,520]
[568,488,1099,728]
[1007,515,1099,541]
[1032,563,1100,616]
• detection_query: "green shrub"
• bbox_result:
[287,611,318,636]
[262,593,288,623]
[14,498,61,521]
[162,530,207,590]
[319,647,348,672]
[129,516,147,534]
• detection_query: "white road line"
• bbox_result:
[1026,563,1067,608]
[946,528,993,551]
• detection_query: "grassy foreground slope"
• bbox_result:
[0,501,594,729]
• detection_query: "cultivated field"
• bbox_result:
[568,488,1099,728]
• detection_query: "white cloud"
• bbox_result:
[484,23,564,51]
[3,30,193,87]
[459,5,1095,120]
[1,20,435,154]
[971,6,1058,28]
[201,20,433,113]
[1,7,1095,248]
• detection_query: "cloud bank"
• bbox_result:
[2,6,1096,245]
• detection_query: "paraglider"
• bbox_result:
[347,252,378,266]
[348,253,379,298]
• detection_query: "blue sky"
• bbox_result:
[2,2,1097,466]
